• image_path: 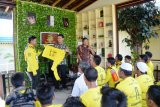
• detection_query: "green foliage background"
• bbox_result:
[15,1,76,72]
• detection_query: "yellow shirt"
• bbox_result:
[106,66,119,88]
[47,104,62,107]
[80,87,101,107]
[35,101,62,107]
[116,77,142,107]
[24,44,39,75]
[136,75,153,107]
[95,66,107,86]
[147,68,154,80]
[147,61,155,80]
[116,61,122,70]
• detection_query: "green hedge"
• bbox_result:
[15,1,76,73]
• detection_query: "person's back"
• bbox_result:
[116,63,142,107]
[136,74,153,107]
[106,57,119,88]
[101,86,127,107]
[6,73,35,107]
[95,66,106,86]
[80,67,101,107]
[90,55,107,86]
[135,62,154,107]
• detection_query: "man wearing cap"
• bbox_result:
[116,63,142,107]
[135,62,154,107]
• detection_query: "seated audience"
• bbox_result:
[124,55,132,63]
[36,84,62,107]
[139,54,154,80]
[90,55,107,87]
[116,63,142,107]
[63,97,85,107]
[80,67,101,107]
[101,86,127,107]
[6,72,36,107]
[147,85,160,107]
[106,57,119,88]
[115,54,123,69]
[71,61,90,97]
[135,62,154,107]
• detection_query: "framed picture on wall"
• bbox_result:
[47,15,54,26]
[27,12,36,25]
[40,32,59,45]
[63,18,69,27]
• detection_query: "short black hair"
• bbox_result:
[147,85,160,106]
[120,68,132,76]
[36,84,54,105]
[107,57,115,65]
[145,51,152,58]
[82,37,88,42]
[84,67,98,82]
[58,34,64,38]
[11,72,24,88]
[116,54,123,61]
[93,55,101,65]
[101,86,127,107]
[63,97,85,107]
[139,54,148,63]
[28,36,37,43]
[125,55,131,60]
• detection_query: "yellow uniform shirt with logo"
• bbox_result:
[136,74,153,107]
[116,77,142,107]
[80,87,101,107]
[95,66,107,86]
[106,66,119,88]
[24,44,40,76]
[147,68,154,80]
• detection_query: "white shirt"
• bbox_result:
[71,74,88,97]
[0,97,5,107]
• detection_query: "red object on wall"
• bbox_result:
[108,53,112,58]
[99,21,104,27]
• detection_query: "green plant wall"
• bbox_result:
[15,1,76,72]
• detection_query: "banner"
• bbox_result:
[42,45,66,80]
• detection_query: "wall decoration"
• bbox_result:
[63,18,69,27]
[47,15,54,26]
[15,1,76,72]
[40,32,58,45]
[109,40,112,47]
[101,48,105,57]
[108,30,113,37]
[106,23,113,26]
[100,10,103,17]
[99,21,104,27]
[27,12,36,25]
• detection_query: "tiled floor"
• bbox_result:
[53,89,71,104]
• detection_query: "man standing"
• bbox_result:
[77,38,95,64]
[135,62,154,107]
[53,34,70,89]
[24,36,40,89]
[116,63,142,107]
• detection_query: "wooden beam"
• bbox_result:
[71,0,88,11]
[40,0,46,4]
[52,0,61,7]
[62,0,75,9]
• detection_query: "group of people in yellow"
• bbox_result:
[4,35,160,107]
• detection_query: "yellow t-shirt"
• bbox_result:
[136,75,154,107]
[24,44,39,76]
[147,61,154,72]
[95,66,107,86]
[116,77,142,107]
[147,68,154,80]
[147,61,155,80]
[47,104,62,107]
[80,87,101,107]
[116,61,122,70]
[106,66,119,88]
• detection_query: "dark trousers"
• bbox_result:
[54,65,68,89]
[29,72,38,89]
